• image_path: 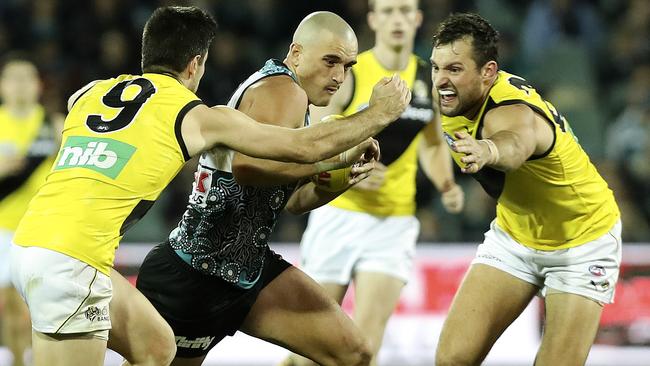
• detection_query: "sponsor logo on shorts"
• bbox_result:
[589,265,606,277]
[84,305,109,322]
[55,136,136,179]
[591,280,610,292]
[477,253,503,263]
[175,336,215,350]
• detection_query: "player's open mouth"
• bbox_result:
[439,89,457,104]
[391,30,404,38]
[325,86,338,94]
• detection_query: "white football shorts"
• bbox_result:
[473,219,622,304]
[10,244,112,337]
[0,229,13,287]
[300,205,420,284]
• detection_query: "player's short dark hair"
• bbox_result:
[141,6,218,74]
[432,13,499,68]
[0,51,37,74]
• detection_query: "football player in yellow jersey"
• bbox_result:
[0,54,62,366]
[431,14,621,366]
[8,6,411,366]
[285,1,463,365]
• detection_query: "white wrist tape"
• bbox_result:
[315,150,349,172]
[481,139,500,165]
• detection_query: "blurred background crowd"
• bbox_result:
[1,0,648,243]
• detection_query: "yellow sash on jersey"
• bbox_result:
[0,106,55,230]
[329,51,431,216]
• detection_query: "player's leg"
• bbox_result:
[135,242,237,366]
[1,286,31,366]
[436,264,538,365]
[280,205,364,366]
[281,282,349,366]
[436,221,543,365]
[107,269,176,366]
[350,214,417,366]
[241,265,371,366]
[352,272,404,366]
[534,220,622,365]
[10,245,111,366]
[31,331,106,366]
[0,231,30,366]
[535,291,602,366]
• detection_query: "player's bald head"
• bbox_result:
[292,11,356,48]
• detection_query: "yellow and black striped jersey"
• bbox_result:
[0,105,57,230]
[329,50,434,216]
[14,73,202,275]
[441,70,619,250]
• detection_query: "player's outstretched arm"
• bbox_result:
[451,104,539,173]
[180,75,410,163]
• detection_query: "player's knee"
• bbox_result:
[334,336,372,366]
[145,323,176,366]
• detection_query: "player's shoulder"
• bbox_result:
[246,74,307,105]
[489,70,538,103]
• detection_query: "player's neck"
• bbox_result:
[372,42,412,71]
[5,102,37,119]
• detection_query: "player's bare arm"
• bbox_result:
[451,104,545,173]
[285,156,377,215]
[418,121,464,213]
[181,74,410,164]
[232,76,374,187]
[231,75,319,186]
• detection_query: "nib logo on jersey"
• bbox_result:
[55,136,136,179]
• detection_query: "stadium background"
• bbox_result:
[0,0,649,365]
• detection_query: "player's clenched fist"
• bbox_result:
[368,74,412,124]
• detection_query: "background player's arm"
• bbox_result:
[452,104,540,173]
[181,75,410,164]
[418,118,464,213]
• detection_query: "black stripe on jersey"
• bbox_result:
[175,100,204,161]
[472,97,506,199]
[120,199,155,235]
[374,118,426,165]
[472,166,505,199]
[372,60,433,166]
[0,156,48,201]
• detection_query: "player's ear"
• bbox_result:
[482,60,498,79]
[367,11,378,31]
[288,43,303,67]
[188,54,201,77]
[415,10,423,29]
